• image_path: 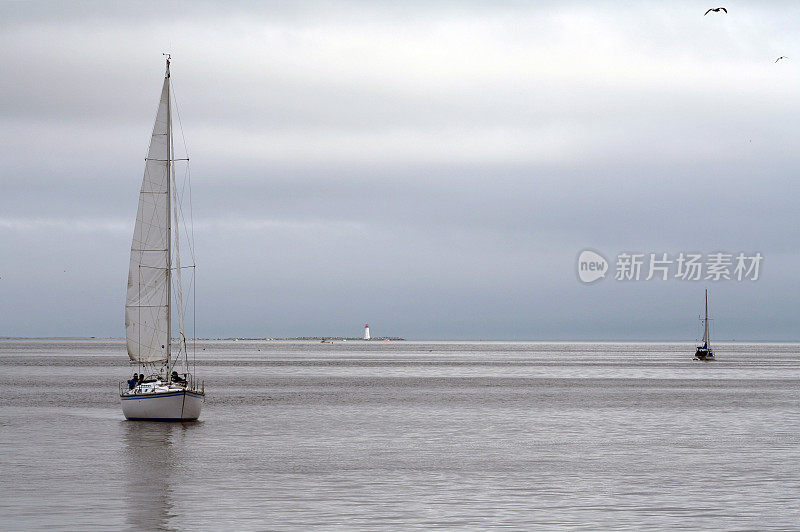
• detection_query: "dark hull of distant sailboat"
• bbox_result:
[694,347,715,361]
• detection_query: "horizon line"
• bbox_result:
[2,336,798,344]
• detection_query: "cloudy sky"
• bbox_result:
[1,1,798,340]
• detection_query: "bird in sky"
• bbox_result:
[775,56,788,63]
[704,7,727,15]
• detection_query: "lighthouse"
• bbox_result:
[363,324,370,340]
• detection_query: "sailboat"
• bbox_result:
[120,56,204,420]
[693,289,715,361]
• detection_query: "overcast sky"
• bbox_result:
[1,1,798,340]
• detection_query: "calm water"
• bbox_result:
[1,339,799,530]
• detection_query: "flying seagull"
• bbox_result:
[704,7,727,15]
[775,56,788,63]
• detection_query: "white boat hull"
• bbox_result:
[120,389,204,421]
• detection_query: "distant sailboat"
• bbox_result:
[120,57,204,420]
[694,289,715,361]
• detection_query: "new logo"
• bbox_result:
[577,250,608,283]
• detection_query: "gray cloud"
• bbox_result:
[1,1,798,339]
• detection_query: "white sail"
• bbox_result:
[125,72,171,364]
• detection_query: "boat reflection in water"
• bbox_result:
[122,421,199,530]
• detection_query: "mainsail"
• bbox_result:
[125,68,171,363]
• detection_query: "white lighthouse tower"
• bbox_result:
[363,324,370,340]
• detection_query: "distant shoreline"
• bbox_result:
[1,337,798,343]
[0,336,405,341]
[263,337,405,341]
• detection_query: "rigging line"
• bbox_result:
[191,266,196,373]
[173,276,188,326]
[171,85,195,261]
[182,166,196,262]
[193,266,196,382]
[178,155,190,197]
[173,163,196,262]
[186,164,196,262]
[180,268,195,313]
[171,83,190,160]
[175,181,196,262]
[171,84,197,263]
[170,74,197,380]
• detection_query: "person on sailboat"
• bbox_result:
[171,371,187,385]
[128,373,138,390]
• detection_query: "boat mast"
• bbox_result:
[165,54,172,376]
[703,289,709,347]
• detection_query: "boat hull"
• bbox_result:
[120,389,204,421]
[694,348,715,361]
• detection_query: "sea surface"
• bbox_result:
[1,338,799,530]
